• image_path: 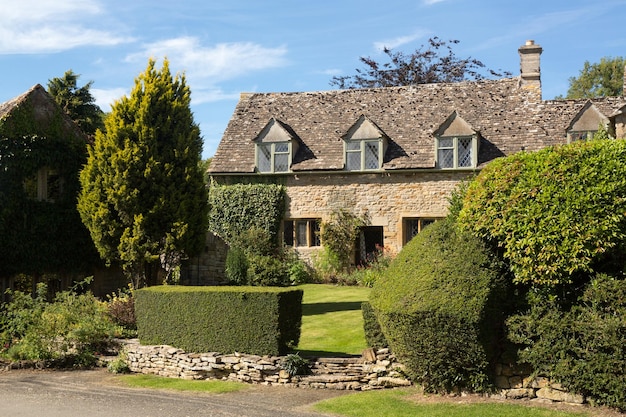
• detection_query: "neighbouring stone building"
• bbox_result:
[0,85,131,297]
[209,40,626,263]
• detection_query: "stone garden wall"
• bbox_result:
[123,340,409,390]
[123,340,586,405]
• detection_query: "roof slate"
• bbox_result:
[209,78,626,173]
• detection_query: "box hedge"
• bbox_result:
[370,219,509,392]
[135,285,302,356]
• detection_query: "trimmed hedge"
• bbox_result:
[135,286,302,356]
[361,301,388,349]
[370,219,508,392]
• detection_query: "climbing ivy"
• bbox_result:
[0,97,98,278]
[207,183,285,245]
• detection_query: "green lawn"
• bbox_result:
[295,284,371,357]
[313,388,591,417]
[118,374,249,393]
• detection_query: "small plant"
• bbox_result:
[105,285,136,336]
[107,354,131,374]
[225,246,249,285]
[280,353,311,376]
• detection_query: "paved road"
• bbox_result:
[0,369,346,417]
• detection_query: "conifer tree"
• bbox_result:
[78,59,208,288]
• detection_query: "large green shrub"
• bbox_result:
[458,139,626,287]
[370,219,508,392]
[508,274,626,410]
[135,286,302,356]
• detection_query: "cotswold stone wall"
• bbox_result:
[283,170,472,257]
[124,341,409,390]
[123,340,587,405]
[494,361,584,404]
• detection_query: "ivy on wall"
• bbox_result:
[207,183,286,245]
[0,97,98,278]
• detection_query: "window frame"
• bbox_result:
[403,217,441,245]
[256,142,291,173]
[283,219,321,248]
[567,130,596,143]
[436,135,478,169]
[344,138,383,171]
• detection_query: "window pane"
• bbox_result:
[438,148,454,168]
[364,141,380,169]
[458,137,473,167]
[274,153,289,172]
[312,220,321,246]
[438,137,454,148]
[275,143,289,153]
[346,150,361,170]
[405,219,420,244]
[420,219,435,230]
[258,145,271,172]
[570,131,594,142]
[296,221,308,246]
[346,141,361,151]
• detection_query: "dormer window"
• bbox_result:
[343,115,388,171]
[567,102,609,143]
[257,142,290,173]
[434,112,479,169]
[254,118,298,173]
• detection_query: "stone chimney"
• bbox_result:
[518,40,543,99]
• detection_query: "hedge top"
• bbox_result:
[138,285,302,294]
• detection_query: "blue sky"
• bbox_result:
[1,0,625,159]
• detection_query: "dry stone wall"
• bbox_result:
[123,340,587,405]
[123,340,409,390]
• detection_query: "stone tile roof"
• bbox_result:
[0,84,87,141]
[209,78,626,173]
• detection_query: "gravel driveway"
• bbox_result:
[0,368,346,417]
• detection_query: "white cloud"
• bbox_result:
[373,29,430,51]
[422,0,447,4]
[0,0,131,54]
[123,36,289,106]
[92,88,128,112]
[125,36,289,83]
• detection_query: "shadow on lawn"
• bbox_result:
[302,301,363,316]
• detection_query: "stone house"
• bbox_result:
[211,40,626,264]
[0,85,130,297]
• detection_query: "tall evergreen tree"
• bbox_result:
[47,70,105,136]
[78,59,208,288]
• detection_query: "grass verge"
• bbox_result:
[313,389,591,417]
[295,284,371,356]
[117,374,249,394]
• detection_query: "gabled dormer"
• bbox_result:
[343,115,388,171]
[434,111,480,169]
[567,102,609,142]
[254,118,299,173]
